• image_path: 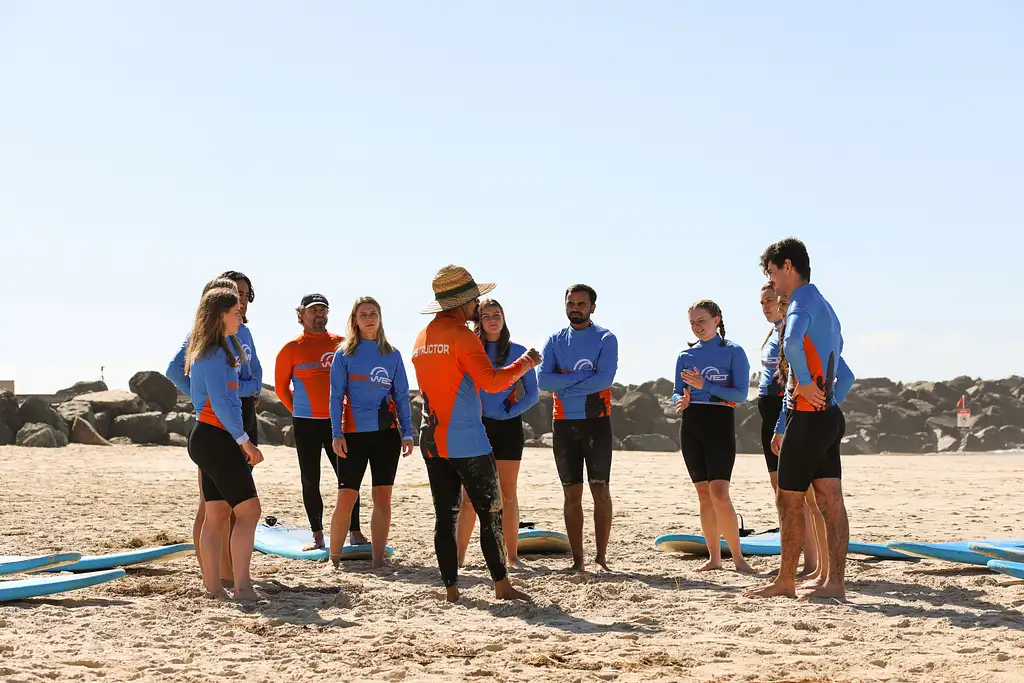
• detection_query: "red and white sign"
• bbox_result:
[957,409,971,429]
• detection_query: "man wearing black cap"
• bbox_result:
[275,293,365,551]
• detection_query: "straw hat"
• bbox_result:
[421,265,496,314]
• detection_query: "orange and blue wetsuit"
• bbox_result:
[411,310,534,588]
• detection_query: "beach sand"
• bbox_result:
[1,444,1023,682]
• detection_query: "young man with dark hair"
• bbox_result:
[745,238,855,601]
[539,284,619,572]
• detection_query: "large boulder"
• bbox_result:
[93,411,114,439]
[167,433,188,448]
[650,417,681,448]
[0,420,13,446]
[617,391,662,433]
[854,377,900,392]
[965,426,1007,452]
[840,431,875,455]
[18,397,68,437]
[74,391,148,417]
[522,393,553,437]
[936,434,961,453]
[899,381,962,407]
[109,412,167,445]
[164,412,196,437]
[257,413,283,446]
[70,417,112,446]
[947,376,977,393]
[259,386,291,418]
[875,404,926,435]
[16,422,68,448]
[57,401,96,429]
[998,425,1024,449]
[610,411,639,441]
[537,432,555,449]
[282,424,296,448]
[876,431,934,454]
[610,383,628,401]
[129,371,179,413]
[0,390,22,433]
[55,380,108,401]
[925,414,961,440]
[621,433,677,452]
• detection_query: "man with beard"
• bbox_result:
[538,284,619,572]
[275,293,365,551]
[412,264,541,603]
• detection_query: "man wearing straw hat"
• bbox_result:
[412,264,541,603]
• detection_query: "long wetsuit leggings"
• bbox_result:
[292,417,360,534]
[424,453,507,587]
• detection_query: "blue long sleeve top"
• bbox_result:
[329,338,413,440]
[672,336,750,407]
[167,324,261,398]
[480,341,540,419]
[758,322,785,398]
[538,323,618,420]
[189,345,248,443]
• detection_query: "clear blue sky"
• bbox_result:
[1,2,1021,394]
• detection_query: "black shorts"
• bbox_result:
[337,430,402,490]
[241,396,258,445]
[757,395,784,473]
[188,421,258,508]
[552,417,613,486]
[483,416,525,462]
[680,403,736,483]
[777,405,845,492]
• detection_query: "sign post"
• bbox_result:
[956,395,971,453]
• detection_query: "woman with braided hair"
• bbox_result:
[672,299,754,573]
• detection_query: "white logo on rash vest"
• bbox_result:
[242,344,253,362]
[574,359,595,372]
[701,366,729,383]
[370,366,392,387]
[320,352,336,368]
[413,344,450,358]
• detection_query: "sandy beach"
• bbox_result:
[2,445,1023,682]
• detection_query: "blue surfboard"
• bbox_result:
[987,560,1024,580]
[42,544,195,572]
[0,569,126,602]
[968,542,1024,563]
[848,541,916,560]
[517,529,571,554]
[0,553,83,576]
[655,532,783,556]
[254,524,394,561]
[886,538,1024,566]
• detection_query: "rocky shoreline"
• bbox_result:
[2,372,1021,453]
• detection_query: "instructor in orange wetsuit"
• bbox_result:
[412,265,541,603]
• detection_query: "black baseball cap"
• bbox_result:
[300,293,329,309]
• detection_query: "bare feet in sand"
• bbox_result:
[233,586,262,602]
[566,560,586,573]
[445,586,460,603]
[743,581,797,599]
[799,573,827,590]
[697,559,723,572]
[349,531,369,546]
[303,531,326,552]
[799,582,846,602]
[204,587,230,600]
[797,564,818,579]
[734,559,756,574]
[595,556,611,572]
[372,556,395,570]
[494,578,531,601]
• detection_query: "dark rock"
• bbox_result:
[876,431,933,454]
[175,399,194,413]
[55,380,108,400]
[164,412,196,437]
[900,381,962,407]
[876,405,926,435]
[621,434,677,452]
[75,391,148,417]
[129,371,179,413]
[93,411,114,439]
[947,376,976,393]
[617,391,662,433]
[965,426,1006,452]
[167,433,189,448]
[0,420,13,445]
[997,425,1024,449]
[854,377,900,392]
[843,411,876,431]
[610,411,639,440]
[0,390,24,433]
[840,432,875,455]
[522,393,553,437]
[282,425,296,448]
[16,422,68,448]
[936,434,960,453]
[259,386,291,418]
[18,397,68,437]
[110,412,168,445]
[522,422,535,442]
[736,429,761,455]
[650,417,681,447]
[109,436,134,446]
[612,436,624,451]
[57,401,96,429]
[257,413,283,446]
[610,384,627,401]
[70,417,111,446]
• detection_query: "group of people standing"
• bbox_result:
[170,236,854,604]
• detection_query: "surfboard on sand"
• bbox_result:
[42,544,195,572]
[0,569,126,602]
[254,524,394,561]
[968,542,1024,563]
[517,528,571,554]
[0,553,83,576]
[655,533,916,560]
[886,538,1024,566]
[987,559,1024,580]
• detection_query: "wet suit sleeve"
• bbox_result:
[240,335,263,397]
[391,353,414,440]
[329,352,348,438]
[274,344,294,414]
[705,347,751,404]
[557,334,618,397]
[671,354,686,403]
[166,336,190,395]
[505,367,540,418]
[775,405,787,435]
[783,309,813,386]
[537,335,590,392]
[456,329,531,393]
[209,358,249,444]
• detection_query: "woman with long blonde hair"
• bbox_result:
[327,296,413,568]
[185,287,264,600]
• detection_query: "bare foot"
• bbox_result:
[799,574,826,590]
[220,577,235,589]
[566,559,586,573]
[349,531,369,546]
[797,564,818,579]
[800,582,846,602]
[595,556,611,572]
[742,581,797,599]
[445,586,460,603]
[329,554,342,570]
[233,586,263,602]
[303,532,326,552]
[494,579,531,601]
[372,556,396,569]
[734,559,757,575]
[204,587,230,600]
[696,559,723,572]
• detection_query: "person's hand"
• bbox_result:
[771,433,784,456]
[332,435,348,459]
[252,392,260,407]
[401,438,414,457]
[794,381,826,410]
[674,388,692,413]
[242,441,264,466]
[680,368,705,390]
[524,348,542,368]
